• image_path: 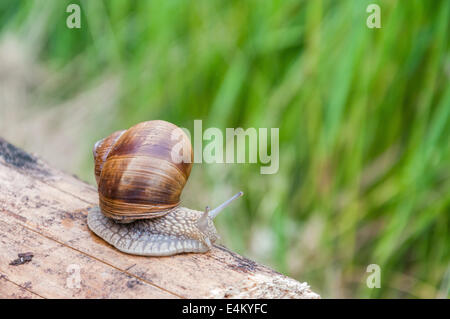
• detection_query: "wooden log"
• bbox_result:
[0,138,320,299]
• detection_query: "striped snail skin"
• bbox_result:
[87,206,218,256]
[88,120,243,256]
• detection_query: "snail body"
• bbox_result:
[87,120,242,256]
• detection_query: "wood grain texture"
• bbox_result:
[0,275,43,299]
[0,137,320,299]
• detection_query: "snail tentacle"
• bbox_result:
[208,191,244,219]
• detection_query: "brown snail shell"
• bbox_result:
[93,129,126,184]
[93,120,193,221]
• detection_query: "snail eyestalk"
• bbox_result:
[208,191,244,219]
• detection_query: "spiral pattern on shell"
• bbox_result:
[93,120,193,221]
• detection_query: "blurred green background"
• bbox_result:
[0,0,449,298]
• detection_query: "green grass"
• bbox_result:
[1,0,449,298]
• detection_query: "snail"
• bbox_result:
[87,120,243,256]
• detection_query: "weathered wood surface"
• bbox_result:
[0,138,320,299]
